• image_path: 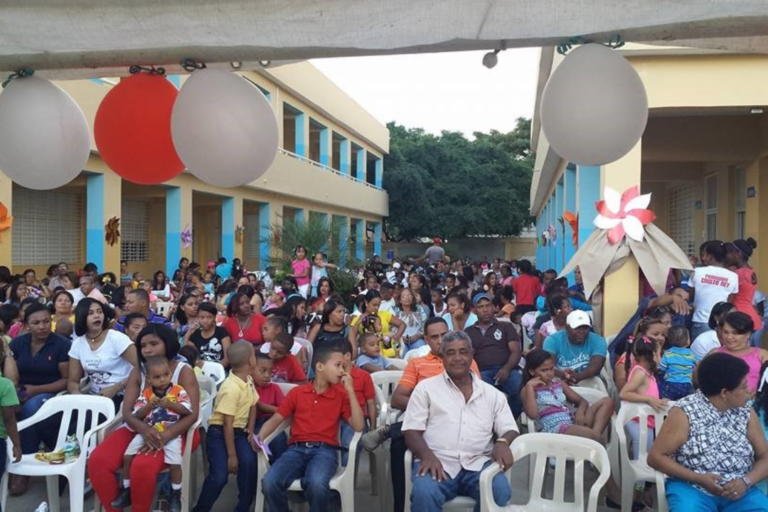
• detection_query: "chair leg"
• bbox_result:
[621,471,634,512]
[68,471,85,512]
[0,471,7,512]
[46,475,61,512]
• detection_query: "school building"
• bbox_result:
[0,62,389,278]
[531,44,768,336]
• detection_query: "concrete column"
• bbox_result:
[222,196,242,262]
[355,218,365,261]
[375,157,383,188]
[295,112,308,158]
[374,222,383,257]
[356,147,366,181]
[602,141,642,336]
[564,165,577,279]
[340,139,350,176]
[337,216,349,266]
[86,172,121,273]
[259,202,271,269]
[577,166,601,252]
[165,185,193,278]
[319,127,331,167]
[293,208,305,225]
[555,179,564,272]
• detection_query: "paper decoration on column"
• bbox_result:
[548,223,557,243]
[0,202,12,242]
[181,225,192,249]
[559,186,692,298]
[105,217,121,246]
[235,225,245,244]
[563,211,579,246]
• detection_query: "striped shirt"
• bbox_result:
[398,352,480,390]
[660,347,699,384]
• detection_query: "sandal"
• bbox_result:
[9,474,29,496]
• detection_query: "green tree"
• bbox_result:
[383,118,534,241]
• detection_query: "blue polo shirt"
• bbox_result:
[115,311,172,333]
[10,333,71,387]
[543,330,606,373]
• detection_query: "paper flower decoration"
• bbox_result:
[548,223,557,243]
[560,186,690,299]
[181,225,192,249]
[563,211,579,246]
[105,217,120,246]
[594,186,656,245]
[235,225,245,244]
[0,201,12,242]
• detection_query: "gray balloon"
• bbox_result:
[541,44,648,166]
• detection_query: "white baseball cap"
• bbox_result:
[566,310,592,329]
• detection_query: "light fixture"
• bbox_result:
[751,107,763,115]
[230,61,242,70]
[482,41,507,69]
[259,60,271,68]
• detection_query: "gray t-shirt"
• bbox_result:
[424,245,445,265]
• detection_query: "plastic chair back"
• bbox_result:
[200,360,226,387]
[197,374,218,430]
[371,370,403,404]
[155,301,173,317]
[294,337,313,374]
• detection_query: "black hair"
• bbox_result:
[145,355,171,374]
[699,352,749,396]
[178,345,198,366]
[152,270,166,291]
[666,326,690,348]
[500,285,515,303]
[358,332,378,348]
[0,304,20,328]
[265,314,288,332]
[8,281,27,304]
[256,352,273,363]
[364,289,382,303]
[522,348,555,387]
[315,277,334,298]
[179,257,189,267]
[123,312,147,330]
[272,331,294,351]
[625,335,659,374]
[128,288,150,303]
[226,292,250,317]
[217,257,227,265]
[50,290,74,311]
[83,262,99,273]
[270,295,307,334]
[416,287,434,318]
[74,298,114,337]
[546,293,570,317]
[136,323,180,363]
[379,282,393,292]
[237,284,255,298]
[721,311,754,334]
[518,259,533,275]
[23,302,50,324]
[312,345,343,369]
[331,338,354,356]
[702,240,727,264]
[709,301,736,330]
[320,299,346,326]
[424,316,448,334]
[0,266,11,284]
[733,237,758,260]
[22,268,35,277]
[174,294,197,324]
[198,302,217,317]
[446,292,470,314]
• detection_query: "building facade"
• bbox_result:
[531,45,768,335]
[0,62,389,278]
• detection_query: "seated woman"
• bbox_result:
[8,302,70,496]
[50,289,75,333]
[649,352,768,510]
[68,299,138,410]
[88,324,200,512]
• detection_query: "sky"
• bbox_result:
[310,48,539,137]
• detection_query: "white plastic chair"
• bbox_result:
[404,450,475,511]
[155,300,174,317]
[200,360,226,387]
[480,433,611,512]
[150,416,203,511]
[197,374,218,431]
[614,402,672,512]
[403,345,430,362]
[276,382,298,396]
[294,337,313,374]
[254,419,362,511]
[1,395,115,512]
[371,370,403,421]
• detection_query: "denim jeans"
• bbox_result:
[389,422,407,512]
[262,445,338,512]
[411,459,511,512]
[193,426,257,512]
[479,366,523,417]
[19,392,59,454]
[666,478,768,511]
[339,420,367,467]
[254,415,288,463]
[402,338,426,357]
[691,322,709,342]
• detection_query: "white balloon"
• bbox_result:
[540,44,648,166]
[0,76,90,190]
[171,69,278,188]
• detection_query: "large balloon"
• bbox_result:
[171,69,278,188]
[540,44,648,166]
[95,73,184,184]
[0,76,89,190]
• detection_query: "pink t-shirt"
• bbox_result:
[291,259,311,287]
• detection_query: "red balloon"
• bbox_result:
[95,73,185,184]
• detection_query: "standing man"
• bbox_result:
[403,331,517,511]
[422,238,446,267]
[465,292,523,417]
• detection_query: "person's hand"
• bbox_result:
[696,473,724,496]
[228,455,239,474]
[340,372,355,395]
[148,395,161,408]
[493,366,511,385]
[249,434,259,453]
[23,385,40,398]
[12,444,21,463]
[574,408,588,426]
[99,384,120,399]
[491,441,514,472]
[670,296,691,316]
[526,377,544,389]
[158,396,175,409]
[721,478,749,501]
[417,455,446,481]
[142,426,164,451]
[648,397,669,413]
[563,369,578,385]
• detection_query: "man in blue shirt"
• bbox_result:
[542,310,606,385]
[115,289,171,332]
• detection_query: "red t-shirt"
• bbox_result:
[512,274,540,306]
[348,366,375,410]
[277,382,352,446]
[733,266,763,330]
[271,354,307,384]
[256,382,285,418]
[222,314,266,346]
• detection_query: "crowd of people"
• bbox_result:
[0,235,766,511]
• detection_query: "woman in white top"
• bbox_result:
[691,301,736,359]
[690,241,739,340]
[68,298,138,410]
[151,270,172,302]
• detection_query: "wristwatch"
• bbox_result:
[741,475,752,488]
[494,438,510,445]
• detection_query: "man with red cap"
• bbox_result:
[423,237,445,266]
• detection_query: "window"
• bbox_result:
[121,199,150,262]
[245,212,260,261]
[667,183,696,256]
[734,167,746,239]
[704,174,718,241]
[12,187,84,265]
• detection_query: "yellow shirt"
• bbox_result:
[208,373,259,429]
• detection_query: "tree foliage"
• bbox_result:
[383,118,534,241]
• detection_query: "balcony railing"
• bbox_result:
[278,148,382,191]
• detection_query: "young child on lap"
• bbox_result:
[113,356,192,512]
